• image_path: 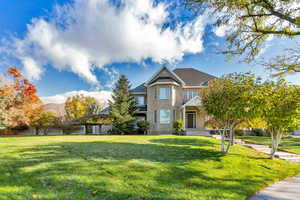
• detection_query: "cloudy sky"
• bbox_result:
[0,0,299,104]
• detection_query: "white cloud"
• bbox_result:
[3,0,208,85]
[40,90,112,105]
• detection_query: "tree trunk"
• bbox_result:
[44,128,48,136]
[85,125,88,135]
[229,127,234,146]
[35,127,39,135]
[220,129,226,153]
[225,132,231,153]
[270,130,282,159]
[224,123,237,153]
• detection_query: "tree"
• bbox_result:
[201,73,262,153]
[0,96,10,129]
[262,45,300,76]
[260,80,300,159]
[31,111,58,135]
[65,95,99,120]
[85,102,103,117]
[65,95,102,134]
[0,67,42,128]
[109,75,137,135]
[187,0,300,74]
[136,120,150,135]
[173,120,185,135]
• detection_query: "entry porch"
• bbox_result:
[180,96,210,136]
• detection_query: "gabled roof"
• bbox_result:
[173,68,216,86]
[100,106,111,115]
[130,67,217,93]
[182,96,202,107]
[130,83,146,93]
[145,66,185,86]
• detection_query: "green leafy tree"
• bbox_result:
[65,95,103,134]
[136,120,150,135]
[31,111,58,135]
[109,75,137,135]
[86,102,103,116]
[187,0,300,75]
[201,73,262,153]
[261,80,300,159]
[65,95,99,120]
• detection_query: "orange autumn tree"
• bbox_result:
[0,67,43,128]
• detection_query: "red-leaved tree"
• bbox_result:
[0,67,43,128]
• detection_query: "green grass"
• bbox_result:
[240,136,300,154]
[0,135,300,200]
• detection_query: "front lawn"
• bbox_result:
[240,136,300,154]
[0,135,299,200]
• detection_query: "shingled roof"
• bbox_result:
[130,67,216,93]
[130,83,146,93]
[173,68,216,86]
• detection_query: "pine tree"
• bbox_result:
[109,75,137,134]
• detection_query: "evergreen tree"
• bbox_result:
[109,75,137,134]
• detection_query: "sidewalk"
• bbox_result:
[250,175,300,200]
[211,135,300,199]
[242,142,300,163]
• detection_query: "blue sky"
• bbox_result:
[0,0,299,104]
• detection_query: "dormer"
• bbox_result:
[144,66,184,87]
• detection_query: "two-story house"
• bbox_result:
[131,66,216,135]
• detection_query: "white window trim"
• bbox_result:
[149,82,179,87]
[159,87,171,100]
[184,90,198,101]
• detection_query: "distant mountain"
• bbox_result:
[44,103,66,116]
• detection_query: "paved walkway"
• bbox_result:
[250,175,300,200]
[241,142,300,163]
[211,136,300,199]
[211,135,300,163]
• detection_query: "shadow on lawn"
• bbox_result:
[0,138,271,200]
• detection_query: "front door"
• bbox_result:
[186,112,196,128]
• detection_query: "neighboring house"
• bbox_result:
[294,129,300,136]
[130,66,216,135]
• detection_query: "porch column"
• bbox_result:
[82,125,86,134]
[182,106,186,131]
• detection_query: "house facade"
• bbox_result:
[131,66,216,135]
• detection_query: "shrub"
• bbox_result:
[62,125,81,135]
[234,129,244,136]
[173,120,184,134]
[251,128,265,136]
[209,130,219,135]
[136,120,150,135]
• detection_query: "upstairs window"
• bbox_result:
[184,90,198,101]
[135,96,144,105]
[160,87,171,99]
